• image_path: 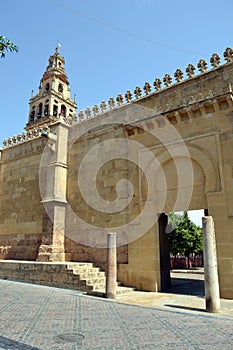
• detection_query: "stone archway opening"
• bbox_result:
[159,209,206,297]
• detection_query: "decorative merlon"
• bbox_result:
[76,47,233,123]
[2,124,50,149]
[2,47,233,149]
[1,114,77,150]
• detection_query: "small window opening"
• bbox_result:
[44,104,49,116]
[58,83,63,93]
[60,105,66,116]
[53,105,58,116]
[30,108,35,122]
[37,103,43,118]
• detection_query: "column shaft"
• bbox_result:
[202,216,220,313]
[106,233,117,299]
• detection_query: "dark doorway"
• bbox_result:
[159,213,172,291]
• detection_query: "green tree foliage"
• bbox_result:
[0,36,18,58]
[168,211,203,257]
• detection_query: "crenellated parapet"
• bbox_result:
[76,47,233,123]
[2,124,51,149]
[2,47,233,149]
[1,114,77,150]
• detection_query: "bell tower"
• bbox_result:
[26,46,77,130]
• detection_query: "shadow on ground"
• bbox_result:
[0,335,42,350]
[169,276,205,297]
[164,304,206,313]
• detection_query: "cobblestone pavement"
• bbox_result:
[0,279,232,350]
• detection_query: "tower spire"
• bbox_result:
[26,47,77,130]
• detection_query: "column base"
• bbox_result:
[37,245,71,262]
[49,252,71,262]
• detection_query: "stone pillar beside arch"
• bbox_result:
[37,120,71,262]
[206,191,233,299]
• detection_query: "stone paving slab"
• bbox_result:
[0,279,232,349]
[117,271,233,318]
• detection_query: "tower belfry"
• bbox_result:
[26,46,77,130]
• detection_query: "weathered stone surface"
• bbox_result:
[1,48,233,299]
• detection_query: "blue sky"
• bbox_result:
[1,0,232,225]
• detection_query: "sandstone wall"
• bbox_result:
[66,124,129,265]
[0,138,46,260]
[0,52,233,298]
[67,61,233,297]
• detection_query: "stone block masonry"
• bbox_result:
[0,260,135,296]
[0,261,105,292]
[0,138,46,260]
[1,47,233,298]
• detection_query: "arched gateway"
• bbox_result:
[0,47,233,298]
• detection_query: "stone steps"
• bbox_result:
[68,263,135,296]
[67,263,106,291]
[0,260,134,296]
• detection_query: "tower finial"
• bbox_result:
[56,42,61,53]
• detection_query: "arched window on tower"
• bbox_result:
[45,82,50,91]
[29,106,36,122]
[44,104,49,116]
[53,104,58,116]
[58,83,63,93]
[60,105,66,116]
[37,103,43,118]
